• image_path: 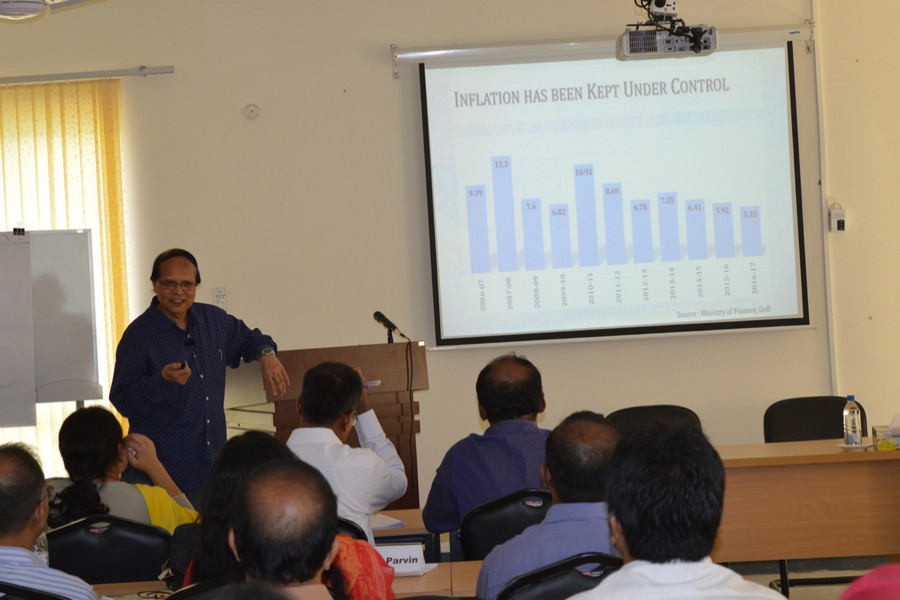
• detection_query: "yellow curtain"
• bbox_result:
[0,79,128,477]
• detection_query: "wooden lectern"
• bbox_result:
[265,341,428,509]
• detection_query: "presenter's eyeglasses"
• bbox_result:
[159,280,196,291]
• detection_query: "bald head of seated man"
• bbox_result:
[229,458,340,600]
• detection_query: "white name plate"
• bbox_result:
[375,543,435,576]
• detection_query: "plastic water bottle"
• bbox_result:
[33,530,49,565]
[843,395,863,446]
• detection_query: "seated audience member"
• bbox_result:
[0,443,99,600]
[286,362,407,543]
[423,353,550,533]
[187,432,394,600]
[187,430,297,585]
[48,406,197,534]
[569,423,783,600]
[840,564,900,600]
[229,458,350,600]
[476,411,620,600]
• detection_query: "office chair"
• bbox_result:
[496,552,623,600]
[0,581,67,600]
[764,396,866,443]
[763,395,867,597]
[47,514,172,584]
[458,488,552,561]
[606,404,702,436]
[338,517,368,541]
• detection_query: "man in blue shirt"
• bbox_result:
[110,248,289,498]
[476,411,620,600]
[423,353,550,534]
[0,443,99,600]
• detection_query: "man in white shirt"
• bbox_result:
[286,362,407,543]
[0,443,100,600]
[569,423,783,600]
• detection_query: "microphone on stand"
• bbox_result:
[373,311,409,343]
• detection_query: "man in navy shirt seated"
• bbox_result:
[476,411,620,600]
[423,353,550,534]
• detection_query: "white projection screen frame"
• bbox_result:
[420,34,810,346]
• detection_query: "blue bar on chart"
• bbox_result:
[658,192,680,261]
[631,199,653,263]
[574,164,600,267]
[713,203,736,259]
[466,185,490,273]
[522,198,544,270]
[741,206,763,257]
[492,156,517,272]
[685,199,708,260]
[603,182,626,265]
[549,204,572,268]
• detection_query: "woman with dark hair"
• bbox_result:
[48,406,197,533]
[188,430,297,583]
[184,431,395,600]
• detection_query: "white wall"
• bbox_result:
[816,0,900,431]
[5,0,893,502]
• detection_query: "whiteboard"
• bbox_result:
[0,230,101,427]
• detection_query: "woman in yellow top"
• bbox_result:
[48,406,198,534]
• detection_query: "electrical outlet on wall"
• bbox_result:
[213,286,227,311]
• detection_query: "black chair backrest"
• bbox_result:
[0,581,67,600]
[169,569,245,599]
[606,404,702,437]
[337,517,368,540]
[496,552,623,600]
[47,514,172,584]
[764,396,866,442]
[459,488,552,561]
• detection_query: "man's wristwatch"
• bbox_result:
[260,347,275,358]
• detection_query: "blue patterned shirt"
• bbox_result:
[476,502,616,600]
[110,297,276,493]
[422,419,549,533]
[0,545,99,600]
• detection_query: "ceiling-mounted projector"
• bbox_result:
[0,0,49,20]
[0,0,99,22]
[617,26,717,60]
[618,0,717,60]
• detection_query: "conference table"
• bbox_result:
[391,560,480,598]
[380,439,900,565]
[713,438,900,563]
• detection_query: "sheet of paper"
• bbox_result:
[371,513,405,530]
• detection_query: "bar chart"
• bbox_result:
[465,156,765,275]
[424,46,803,341]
